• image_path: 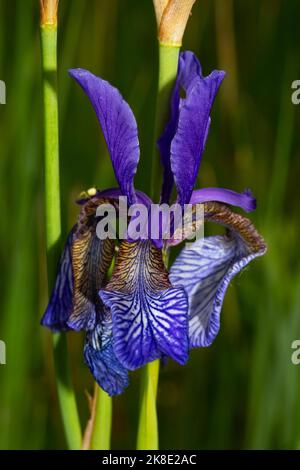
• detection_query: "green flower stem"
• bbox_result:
[91,386,112,450]
[137,43,180,451]
[89,259,116,450]
[151,44,180,202]
[52,333,82,449]
[40,24,82,450]
[137,360,160,450]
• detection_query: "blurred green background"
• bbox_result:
[0,0,300,450]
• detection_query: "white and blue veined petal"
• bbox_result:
[169,202,266,348]
[99,241,189,370]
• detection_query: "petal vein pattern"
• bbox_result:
[100,241,189,369]
[170,202,266,348]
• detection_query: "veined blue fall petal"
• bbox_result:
[41,228,75,331]
[42,197,115,333]
[68,232,114,331]
[169,202,266,348]
[69,69,140,205]
[100,241,189,370]
[84,317,129,396]
[67,197,115,331]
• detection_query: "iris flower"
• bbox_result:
[41,52,266,396]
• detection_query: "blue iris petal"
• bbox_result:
[84,321,129,396]
[170,205,266,348]
[41,228,75,331]
[100,241,189,370]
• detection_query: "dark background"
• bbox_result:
[0,0,300,449]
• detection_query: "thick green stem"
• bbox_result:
[52,333,82,449]
[137,45,180,450]
[137,360,160,450]
[151,44,180,202]
[89,260,116,450]
[40,24,82,450]
[91,386,112,450]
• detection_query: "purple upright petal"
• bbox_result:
[69,69,140,205]
[178,51,203,89]
[99,241,189,369]
[157,51,225,205]
[157,52,202,204]
[169,203,266,347]
[189,188,257,212]
[171,65,225,205]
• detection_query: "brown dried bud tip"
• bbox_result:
[153,0,197,46]
[40,0,59,26]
